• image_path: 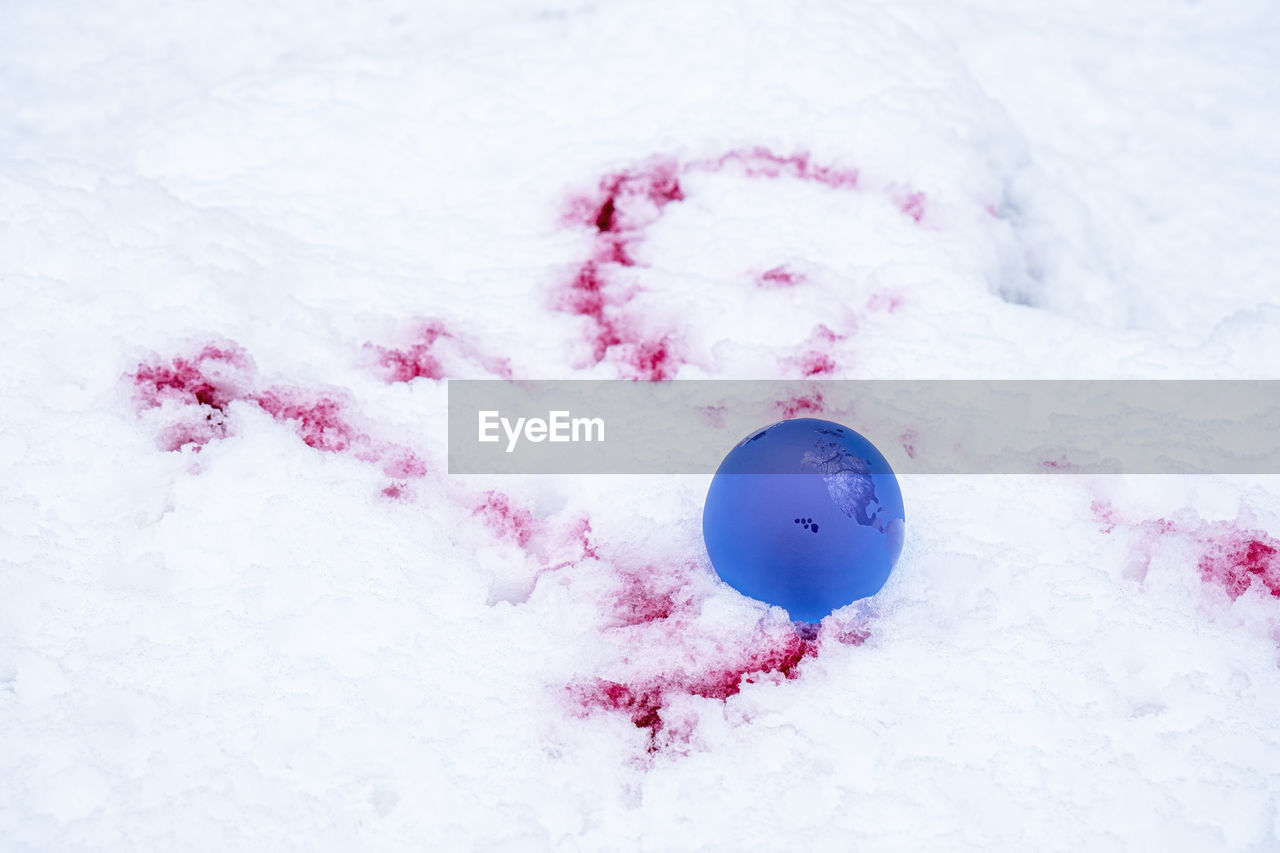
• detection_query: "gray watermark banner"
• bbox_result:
[447,380,1280,475]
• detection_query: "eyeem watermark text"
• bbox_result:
[452,380,1280,474]
[478,410,606,453]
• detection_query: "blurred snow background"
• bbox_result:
[3,0,1280,849]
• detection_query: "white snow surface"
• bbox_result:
[3,0,1280,850]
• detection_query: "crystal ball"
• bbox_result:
[702,417,905,622]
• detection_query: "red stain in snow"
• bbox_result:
[559,147,927,379]
[560,261,619,362]
[253,389,363,454]
[381,448,429,479]
[130,344,253,451]
[154,420,222,453]
[758,265,805,289]
[563,157,683,247]
[137,347,854,754]
[1090,498,1119,534]
[557,253,678,378]
[470,493,602,576]
[131,343,250,414]
[701,405,727,428]
[1092,499,1280,602]
[251,386,430,480]
[624,337,677,381]
[574,158,685,235]
[691,148,860,189]
[510,511,601,574]
[1090,500,1177,581]
[569,626,820,752]
[560,158,688,379]
[370,319,449,381]
[900,429,918,460]
[898,190,927,223]
[611,571,679,627]
[367,318,512,382]
[473,490,536,548]
[784,325,846,378]
[130,342,429,487]
[596,235,635,267]
[778,389,826,418]
[799,352,836,377]
[562,515,601,563]
[1197,526,1280,600]
[866,291,904,313]
[834,622,872,646]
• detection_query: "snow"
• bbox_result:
[3,0,1280,849]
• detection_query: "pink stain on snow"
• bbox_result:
[689,148,860,190]
[130,343,253,452]
[757,265,805,289]
[833,621,872,647]
[559,147,929,380]
[1091,500,1178,582]
[556,544,875,755]
[569,158,685,236]
[812,324,842,343]
[371,319,449,381]
[799,352,836,377]
[1092,499,1280,601]
[558,257,680,379]
[568,625,820,753]
[701,405,727,428]
[1090,498,1119,534]
[131,345,870,759]
[898,190,927,223]
[472,490,536,548]
[596,234,635,267]
[1197,525,1280,600]
[624,337,678,381]
[253,389,364,454]
[131,343,250,414]
[783,325,846,378]
[555,515,601,564]
[778,389,826,418]
[367,318,512,382]
[559,158,688,380]
[900,429,918,460]
[610,569,680,628]
[560,261,619,362]
[153,418,225,453]
[129,343,429,490]
[472,492,600,583]
[866,291,904,313]
[382,447,429,479]
[560,157,683,284]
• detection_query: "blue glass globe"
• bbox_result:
[702,418,905,622]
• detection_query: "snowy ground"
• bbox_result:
[3,0,1280,849]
